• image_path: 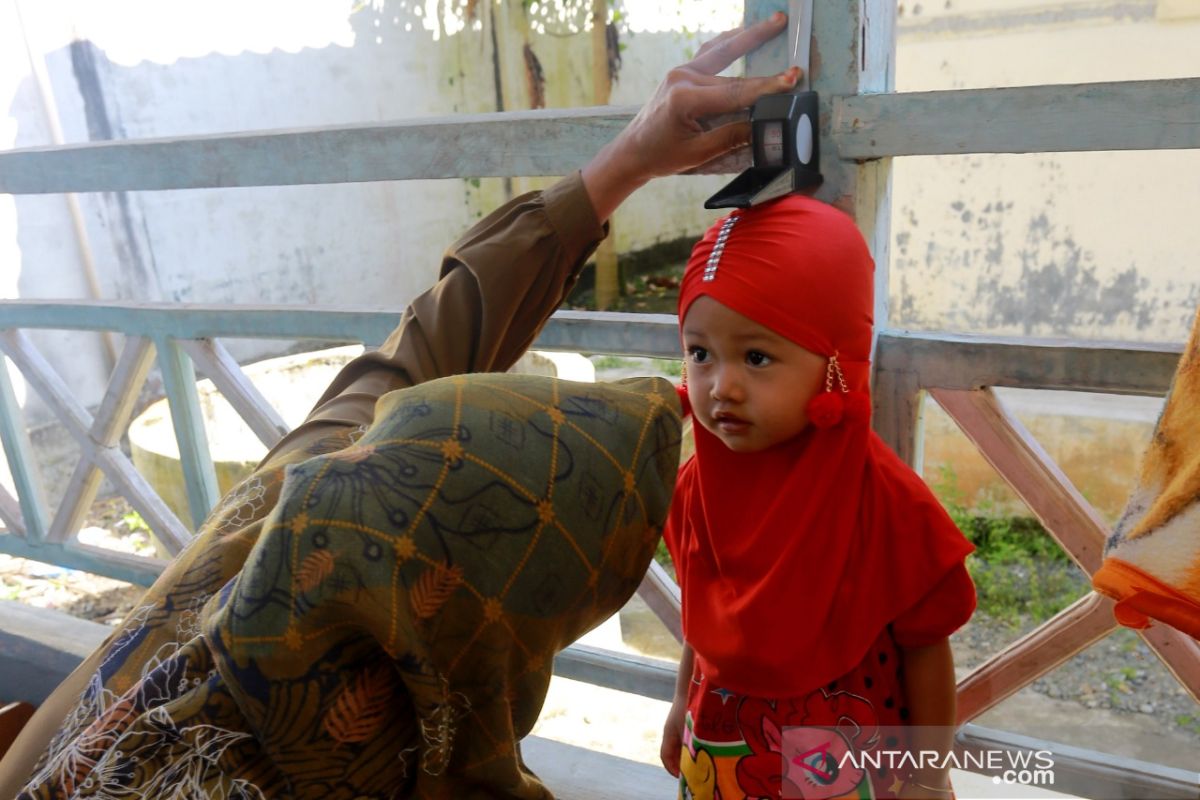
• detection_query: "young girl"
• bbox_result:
[660,195,977,800]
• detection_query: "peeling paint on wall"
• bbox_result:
[891,2,1200,344]
[891,148,1200,343]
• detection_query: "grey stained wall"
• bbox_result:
[891,0,1200,342]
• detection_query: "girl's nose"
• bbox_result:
[710,364,743,402]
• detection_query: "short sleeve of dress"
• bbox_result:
[890,563,976,648]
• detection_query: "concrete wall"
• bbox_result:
[892,0,1200,516]
[891,0,1200,343]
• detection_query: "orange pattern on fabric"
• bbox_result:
[322,665,398,746]
[410,562,465,620]
[1131,311,1200,540]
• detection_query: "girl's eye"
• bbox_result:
[747,351,771,367]
[687,346,709,364]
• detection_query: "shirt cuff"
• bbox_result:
[542,172,608,262]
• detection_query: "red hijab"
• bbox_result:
[664,195,973,698]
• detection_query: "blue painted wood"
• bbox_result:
[4,79,1193,196]
[0,536,163,586]
[0,107,638,195]
[536,311,680,359]
[0,301,681,359]
[155,339,220,530]
[0,301,400,346]
[0,360,47,541]
[834,78,1200,159]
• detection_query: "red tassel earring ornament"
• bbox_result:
[806,353,869,429]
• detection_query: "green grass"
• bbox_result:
[589,355,641,371]
[1174,714,1200,736]
[654,539,676,582]
[931,464,1088,627]
[655,359,684,378]
[123,510,151,534]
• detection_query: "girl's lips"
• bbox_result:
[714,413,750,432]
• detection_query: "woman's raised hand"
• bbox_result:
[583,13,800,222]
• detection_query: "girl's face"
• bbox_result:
[682,295,828,453]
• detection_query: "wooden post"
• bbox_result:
[45,336,156,544]
[591,0,619,310]
[155,338,219,530]
[0,357,46,541]
[744,0,896,421]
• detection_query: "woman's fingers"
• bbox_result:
[689,120,753,165]
[579,15,794,219]
[689,12,789,76]
[686,68,801,118]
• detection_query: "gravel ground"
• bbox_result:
[1,497,150,627]
[951,601,1200,746]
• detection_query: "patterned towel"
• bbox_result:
[20,373,682,799]
[1093,310,1200,639]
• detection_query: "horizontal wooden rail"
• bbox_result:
[0,107,641,194]
[0,302,682,356]
[958,723,1200,800]
[0,301,403,346]
[536,311,680,359]
[834,77,1200,159]
[1,76,1197,194]
[554,644,676,703]
[0,536,168,586]
[876,330,1182,395]
[0,303,1185,390]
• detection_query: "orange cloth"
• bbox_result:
[1093,307,1200,639]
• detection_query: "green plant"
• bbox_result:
[122,511,151,534]
[965,548,1087,628]
[655,358,683,378]
[1105,671,1131,694]
[1175,714,1200,735]
[936,464,1087,627]
[589,355,639,370]
[654,538,676,582]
